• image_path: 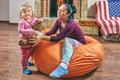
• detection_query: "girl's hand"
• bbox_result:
[27,35,37,44]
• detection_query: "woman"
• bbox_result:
[29,3,86,78]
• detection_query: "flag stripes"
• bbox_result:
[94,0,120,35]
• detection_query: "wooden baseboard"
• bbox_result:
[79,18,98,27]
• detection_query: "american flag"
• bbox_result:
[94,0,120,35]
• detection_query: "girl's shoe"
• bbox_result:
[27,61,34,66]
[22,68,32,75]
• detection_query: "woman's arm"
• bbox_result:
[45,19,59,36]
[39,34,51,41]
[49,23,74,42]
[37,21,74,42]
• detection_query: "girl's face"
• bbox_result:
[21,8,33,20]
[57,5,69,21]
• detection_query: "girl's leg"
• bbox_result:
[27,47,34,66]
[50,38,82,78]
[20,48,28,67]
[20,47,32,75]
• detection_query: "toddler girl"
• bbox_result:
[18,3,43,75]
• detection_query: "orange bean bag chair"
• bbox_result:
[32,36,104,78]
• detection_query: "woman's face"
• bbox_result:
[21,8,33,20]
[57,5,69,21]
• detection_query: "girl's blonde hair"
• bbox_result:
[19,2,33,19]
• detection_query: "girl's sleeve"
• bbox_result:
[45,20,59,36]
[18,21,34,35]
[50,24,74,42]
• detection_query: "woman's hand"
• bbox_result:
[28,33,43,47]
[33,34,44,47]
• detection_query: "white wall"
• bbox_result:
[9,0,34,23]
[0,0,97,23]
[0,0,9,21]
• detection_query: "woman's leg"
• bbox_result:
[49,38,82,78]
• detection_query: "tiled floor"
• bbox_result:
[0,22,120,80]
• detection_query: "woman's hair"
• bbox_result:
[19,2,33,19]
[61,3,77,20]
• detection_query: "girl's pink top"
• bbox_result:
[18,17,39,48]
[18,17,39,36]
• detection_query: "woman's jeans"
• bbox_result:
[61,38,82,65]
